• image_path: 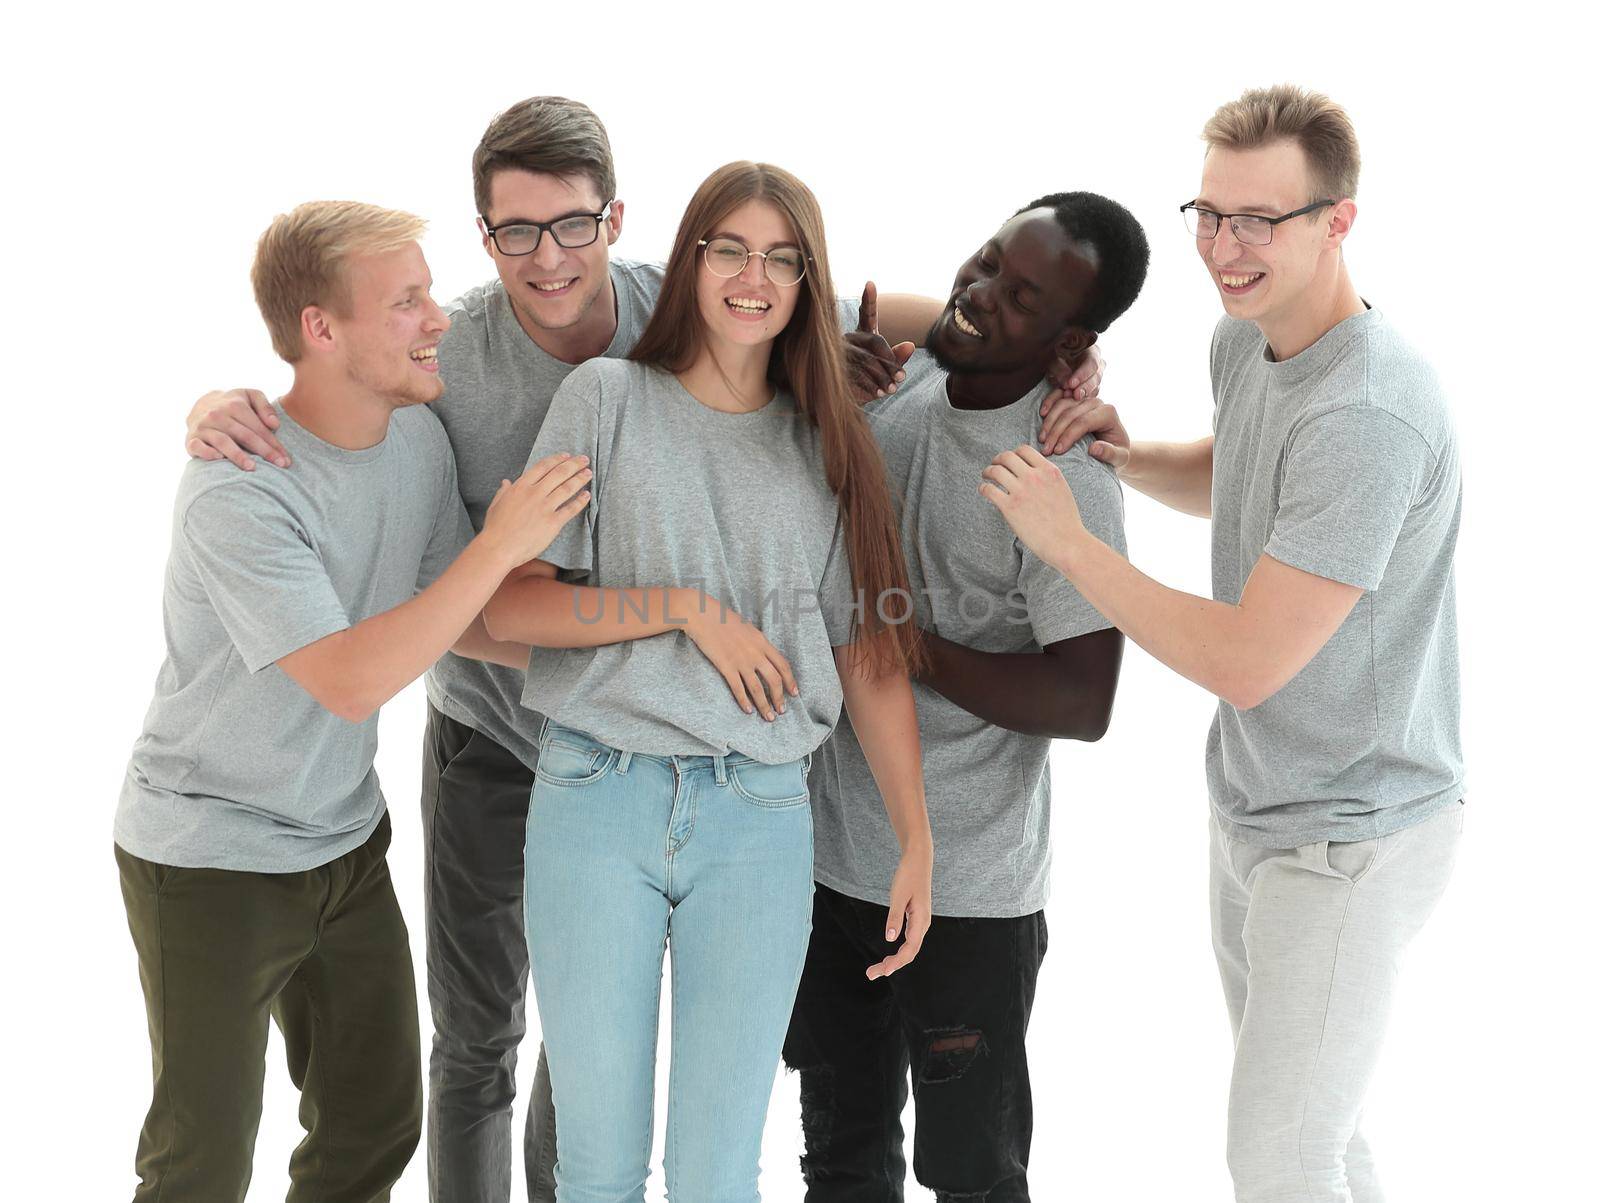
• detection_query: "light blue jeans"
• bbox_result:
[523,721,816,1203]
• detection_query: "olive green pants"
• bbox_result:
[115,813,422,1203]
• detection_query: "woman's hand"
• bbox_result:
[867,837,933,980]
[683,594,799,721]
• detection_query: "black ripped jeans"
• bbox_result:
[783,883,1047,1202]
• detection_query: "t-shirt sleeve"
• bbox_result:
[818,511,858,648]
[1210,317,1244,435]
[1017,450,1126,647]
[417,443,475,592]
[524,367,604,581]
[182,486,352,673]
[1265,405,1434,590]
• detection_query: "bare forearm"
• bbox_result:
[1121,437,1214,517]
[916,630,1117,741]
[296,538,515,721]
[484,577,701,649]
[1053,536,1266,708]
[837,651,932,853]
[452,614,532,670]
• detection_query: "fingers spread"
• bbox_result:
[741,668,776,720]
[719,667,755,715]
[776,653,799,698]
[751,660,787,716]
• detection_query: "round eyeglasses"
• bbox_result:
[481,202,613,256]
[1179,199,1334,246]
[698,237,808,286]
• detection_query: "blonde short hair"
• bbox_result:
[251,200,427,363]
[1202,84,1361,203]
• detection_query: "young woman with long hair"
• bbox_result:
[482,161,932,1201]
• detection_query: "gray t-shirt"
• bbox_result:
[1207,307,1464,847]
[519,358,857,764]
[424,260,665,768]
[811,351,1126,917]
[116,404,475,872]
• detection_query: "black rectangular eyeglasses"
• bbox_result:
[1179,199,1334,246]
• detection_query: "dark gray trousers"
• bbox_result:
[421,703,557,1203]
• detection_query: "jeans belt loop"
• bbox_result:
[713,754,728,787]
[616,749,633,775]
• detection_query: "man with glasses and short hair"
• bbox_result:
[990,84,1464,1201]
[180,96,1109,1203]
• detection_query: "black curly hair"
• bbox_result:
[1015,191,1150,333]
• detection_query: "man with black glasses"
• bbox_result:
[992,85,1464,1201]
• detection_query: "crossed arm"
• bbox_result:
[914,627,1123,741]
[483,557,935,979]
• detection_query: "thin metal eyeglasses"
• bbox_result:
[1179,199,1334,246]
[697,237,809,286]
[480,202,614,256]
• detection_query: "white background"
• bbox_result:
[7,4,1594,1200]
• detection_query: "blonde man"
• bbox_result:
[986,86,1464,1201]
[113,201,591,1203]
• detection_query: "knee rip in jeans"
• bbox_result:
[793,1064,837,1166]
[920,1027,985,1084]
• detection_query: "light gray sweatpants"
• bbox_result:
[1210,802,1463,1203]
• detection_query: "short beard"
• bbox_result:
[346,349,440,408]
[927,330,960,373]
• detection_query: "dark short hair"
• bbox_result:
[472,96,617,217]
[1015,191,1150,333]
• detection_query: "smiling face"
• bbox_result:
[1193,140,1340,326]
[332,241,450,407]
[693,198,804,352]
[481,168,620,336]
[928,208,1100,381]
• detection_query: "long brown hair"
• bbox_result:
[630,162,923,678]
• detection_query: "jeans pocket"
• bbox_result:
[727,759,810,808]
[533,736,617,788]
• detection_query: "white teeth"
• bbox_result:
[952,307,982,337]
[726,298,770,313]
[410,347,437,361]
[1220,273,1263,287]
[533,279,575,292]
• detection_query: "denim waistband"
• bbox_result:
[539,719,811,776]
